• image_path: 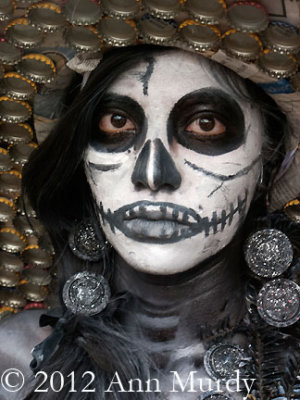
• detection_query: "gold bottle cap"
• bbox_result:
[65,25,102,53]
[222,30,262,61]
[0,0,15,22]
[21,245,52,268]
[0,170,22,200]
[16,54,56,84]
[9,142,36,167]
[227,2,269,33]
[142,0,181,20]
[0,41,22,66]
[101,0,140,20]
[22,267,51,286]
[19,282,48,302]
[0,196,16,223]
[3,291,26,308]
[3,72,37,102]
[284,199,300,224]
[27,2,65,33]
[263,22,300,55]
[5,18,44,49]
[0,227,26,253]
[259,51,298,79]
[64,0,103,26]
[0,123,33,145]
[15,194,36,217]
[179,20,221,52]
[0,251,23,272]
[184,0,226,25]
[98,18,137,47]
[13,215,45,237]
[139,16,177,45]
[0,96,32,124]
[0,268,19,287]
[0,148,12,172]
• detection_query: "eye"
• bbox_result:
[185,115,226,138]
[99,112,136,135]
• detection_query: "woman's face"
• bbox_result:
[84,50,263,275]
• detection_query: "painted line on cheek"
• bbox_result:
[88,162,122,172]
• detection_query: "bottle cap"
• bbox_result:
[65,26,102,53]
[0,0,15,22]
[101,0,140,20]
[142,0,180,20]
[0,227,26,253]
[64,0,102,26]
[263,22,300,55]
[139,16,177,45]
[27,2,65,33]
[0,251,24,273]
[16,54,56,84]
[0,149,12,172]
[98,18,137,47]
[0,170,22,199]
[0,197,16,223]
[259,51,298,79]
[9,142,36,167]
[38,234,55,256]
[3,72,37,102]
[0,96,32,123]
[22,267,51,286]
[0,269,18,287]
[21,245,52,268]
[15,194,36,217]
[179,21,221,52]
[0,42,22,66]
[0,123,33,145]
[13,215,45,237]
[2,291,26,308]
[284,199,300,223]
[19,282,48,302]
[227,2,269,33]
[184,0,226,25]
[5,18,44,49]
[222,30,262,61]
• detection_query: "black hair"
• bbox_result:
[22,44,290,399]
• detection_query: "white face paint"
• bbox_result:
[84,50,263,275]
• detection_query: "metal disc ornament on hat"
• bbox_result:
[64,0,102,26]
[263,22,300,55]
[3,73,37,102]
[22,267,51,286]
[98,18,137,47]
[0,97,32,123]
[0,170,22,199]
[15,194,36,217]
[222,31,262,61]
[27,3,65,33]
[0,251,24,273]
[0,0,14,21]
[139,17,177,45]
[65,26,102,53]
[2,291,26,308]
[101,0,140,20]
[0,197,16,223]
[0,149,12,172]
[204,344,248,381]
[244,229,293,278]
[142,0,180,20]
[69,220,105,262]
[227,2,269,33]
[257,279,300,327]
[184,0,226,25]
[10,142,37,168]
[0,123,33,145]
[259,51,298,79]
[0,227,26,253]
[20,282,48,302]
[63,271,110,316]
[0,42,22,66]
[180,22,221,53]
[5,18,44,49]
[17,54,56,84]
[21,245,52,269]
[0,269,18,287]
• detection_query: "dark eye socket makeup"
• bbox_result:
[90,89,245,155]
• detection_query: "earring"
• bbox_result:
[68,219,108,262]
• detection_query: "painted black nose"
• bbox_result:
[131,139,181,191]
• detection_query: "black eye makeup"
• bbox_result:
[168,88,245,156]
[90,94,146,152]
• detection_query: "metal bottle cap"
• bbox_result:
[0,149,12,172]
[222,30,262,61]
[139,17,177,45]
[0,251,23,273]
[38,234,55,256]
[65,26,102,53]
[0,97,32,123]
[2,291,26,308]
[0,269,18,287]
[5,18,44,49]
[259,51,298,78]
[264,22,300,55]
[27,2,65,33]
[21,245,52,268]
[20,282,48,302]
[9,142,36,167]
[0,197,15,223]
[101,0,140,20]
[284,199,300,223]
[0,123,33,145]
[16,54,56,84]
[0,42,22,66]
[22,267,51,286]
[98,18,137,47]
[64,0,102,26]
[0,0,15,22]
[3,72,37,102]
[227,2,269,33]
[0,227,26,253]
[15,194,36,217]
[184,0,226,25]
[13,215,45,237]
[142,0,180,20]
[0,170,22,199]
[180,21,221,52]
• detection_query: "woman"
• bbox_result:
[0,45,299,400]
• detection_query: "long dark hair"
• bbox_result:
[22,45,290,399]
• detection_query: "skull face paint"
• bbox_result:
[84,50,263,275]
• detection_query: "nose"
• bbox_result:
[131,139,181,191]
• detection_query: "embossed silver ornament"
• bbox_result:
[257,278,300,327]
[62,271,110,316]
[244,229,293,278]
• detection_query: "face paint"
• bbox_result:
[84,50,263,275]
